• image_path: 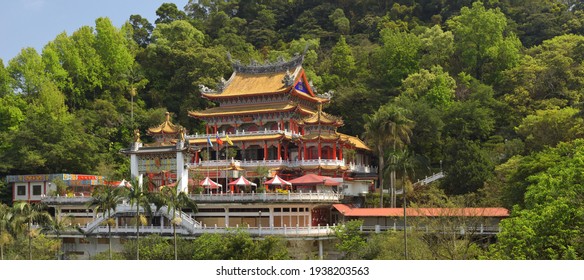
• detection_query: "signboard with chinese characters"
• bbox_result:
[137,154,177,174]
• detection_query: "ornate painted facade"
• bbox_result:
[186,53,377,191]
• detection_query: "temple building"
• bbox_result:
[6,53,510,260]
[186,53,377,194]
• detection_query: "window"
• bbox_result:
[17,185,26,196]
[32,185,42,196]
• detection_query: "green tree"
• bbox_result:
[123,177,153,260]
[361,231,433,260]
[150,185,198,260]
[394,96,444,165]
[329,8,350,35]
[123,234,173,260]
[0,59,11,96]
[488,140,584,259]
[447,1,521,84]
[516,107,584,152]
[155,3,187,24]
[417,25,455,69]
[363,104,414,207]
[370,28,421,94]
[8,48,46,96]
[129,14,154,48]
[0,203,14,260]
[41,214,73,260]
[500,34,584,121]
[13,202,52,260]
[333,220,367,259]
[94,17,135,96]
[441,139,494,195]
[327,35,355,87]
[401,65,456,109]
[88,185,125,259]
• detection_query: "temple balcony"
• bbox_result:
[187,158,377,174]
[41,195,92,205]
[189,191,343,203]
[186,128,299,140]
[348,162,378,174]
[40,191,343,205]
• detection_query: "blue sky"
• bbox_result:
[0,0,189,63]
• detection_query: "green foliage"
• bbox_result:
[417,25,455,69]
[516,107,584,152]
[2,0,584,260]
[370,27,421,93]
[192,230,289,260]
[488,139,584,259]
[333,220,367,259]
[361,231,432,260]
[447,1,521,84]
[123,235,173,260]
[401,66,456,109]
[442,139,494,195]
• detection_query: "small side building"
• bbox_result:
[6,174,105,203]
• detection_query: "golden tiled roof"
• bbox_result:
[203,66,301,98]
[148,112,180,135]
[339,133,371,151]
[299,108,343,126]
[189,102,316,118]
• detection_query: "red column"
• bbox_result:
[264,141,268,160]
[214,124,218,134]
[333,143,337,160]
[284,144,288,160]
[205,124,209,134]
[318,141,322,159]
[303,143,307,160]
[277,141,281,160]
[195,151,200,163]
[339,146,343,161]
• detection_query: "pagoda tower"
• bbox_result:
[187,53,374,183]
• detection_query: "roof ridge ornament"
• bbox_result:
[282,70,294,87]
[317,90,334,100]
[229,53,305,74]
[217,77,227,92]
[199,84,214,93]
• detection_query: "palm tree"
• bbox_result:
[42,214,73,260]
[0,204,15,260]
[124,176,152,260]
[13,201,52,260]
[363,104,414,207]
[88,185,125,260]
[150,185,198,260]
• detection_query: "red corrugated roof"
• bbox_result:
[333,204,509,217]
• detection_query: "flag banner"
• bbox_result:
[226,134,233,145]
[207,136,213,147]
[216,134,224,145]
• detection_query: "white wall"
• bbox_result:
[342,181,370,196]
[13,181,55,201]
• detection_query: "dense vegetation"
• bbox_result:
[1,0,584,259]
